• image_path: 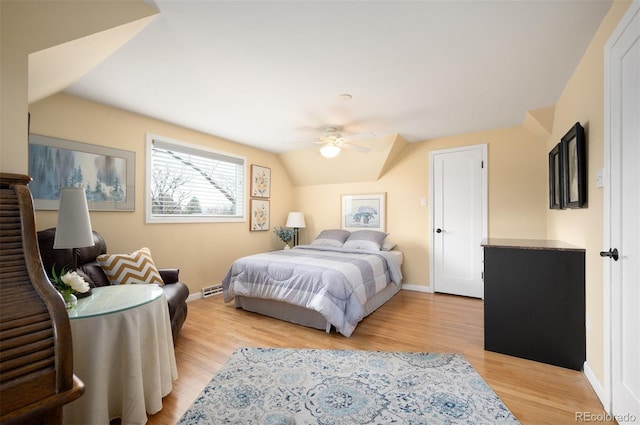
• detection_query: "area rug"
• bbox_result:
[178,347,520,425]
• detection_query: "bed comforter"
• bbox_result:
[222,245,403,337]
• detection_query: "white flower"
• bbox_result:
[61,271,90,293]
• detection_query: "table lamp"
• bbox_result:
[285,212,306,247]
[54,187,95,271]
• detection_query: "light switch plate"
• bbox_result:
[596,169,604,188]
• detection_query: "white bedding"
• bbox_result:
[222,245,403,336]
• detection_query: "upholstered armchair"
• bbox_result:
[36,228,189,342]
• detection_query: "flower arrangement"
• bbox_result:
[273,227,294,245]
[51,266,90,308]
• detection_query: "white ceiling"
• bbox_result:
[64,0,612,153]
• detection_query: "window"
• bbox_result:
[146,134,245,223]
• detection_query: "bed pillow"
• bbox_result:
[310,229,351,247]
[381,239,397,251]
[97,247,165,286]
[343,230,388,251]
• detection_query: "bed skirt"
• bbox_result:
[234,282,402,333]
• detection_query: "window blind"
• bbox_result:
[149,138,244,221]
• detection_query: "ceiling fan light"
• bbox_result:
[320,144,341,158]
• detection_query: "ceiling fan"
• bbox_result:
[300,127,374,158]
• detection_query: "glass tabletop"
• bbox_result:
[69,284,164,319]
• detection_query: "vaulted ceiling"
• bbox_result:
[52,0,611,159]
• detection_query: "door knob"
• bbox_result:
[599,248,619,261]
[436,228,443,233]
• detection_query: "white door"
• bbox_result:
[604,1,640,422]
[430,145,487,298]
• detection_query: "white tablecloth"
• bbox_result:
[64,287,178,425]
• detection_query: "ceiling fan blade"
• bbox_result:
[341,131,376,142]
[298,125,342,133]
[340,141,371,153]
[298,126,324,133]
[282,139,323,145]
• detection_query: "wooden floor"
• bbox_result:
[147,291,612,425]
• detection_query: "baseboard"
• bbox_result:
[584,361,610,413]
[188,285,226,302]
[187,292,202,302]
[401,284,433,293]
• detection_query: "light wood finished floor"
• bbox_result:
[147,291,612,425]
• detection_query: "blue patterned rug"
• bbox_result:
[178,347,520,424]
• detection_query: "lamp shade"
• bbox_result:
[320,144,341,158]
[285,212,306,228]
[53,188,95,249]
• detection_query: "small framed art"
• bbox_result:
[250,164,271,198]
[250,199,270,231]
[341,193,386,232]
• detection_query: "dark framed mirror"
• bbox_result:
[560,122,587,208]
[548,143,563,209]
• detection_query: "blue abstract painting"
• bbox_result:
[28,134,134,211]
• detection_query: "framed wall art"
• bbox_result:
[548,143,563,209]
[250,164,271,198]
[250,199,270,231]
[560,122,587,209]
[28,134,135,211]
[341,193,386,232]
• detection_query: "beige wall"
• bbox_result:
[28,93,548,294]
[2,0,632,398]
[0,0,156,174]
[546,0,632,387]
[293,125,549,287]
[29,93,295,294]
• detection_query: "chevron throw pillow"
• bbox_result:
[97,247,165,286]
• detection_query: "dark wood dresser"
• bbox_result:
[482,238,586,370]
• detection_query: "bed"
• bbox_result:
[222,229,403,337]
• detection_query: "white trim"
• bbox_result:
[602,19,613,414]
[401,284,432,293]
[584,361,610,413]
[602,0,640,414]
[428,144,488,296]
[186,292,202,303]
